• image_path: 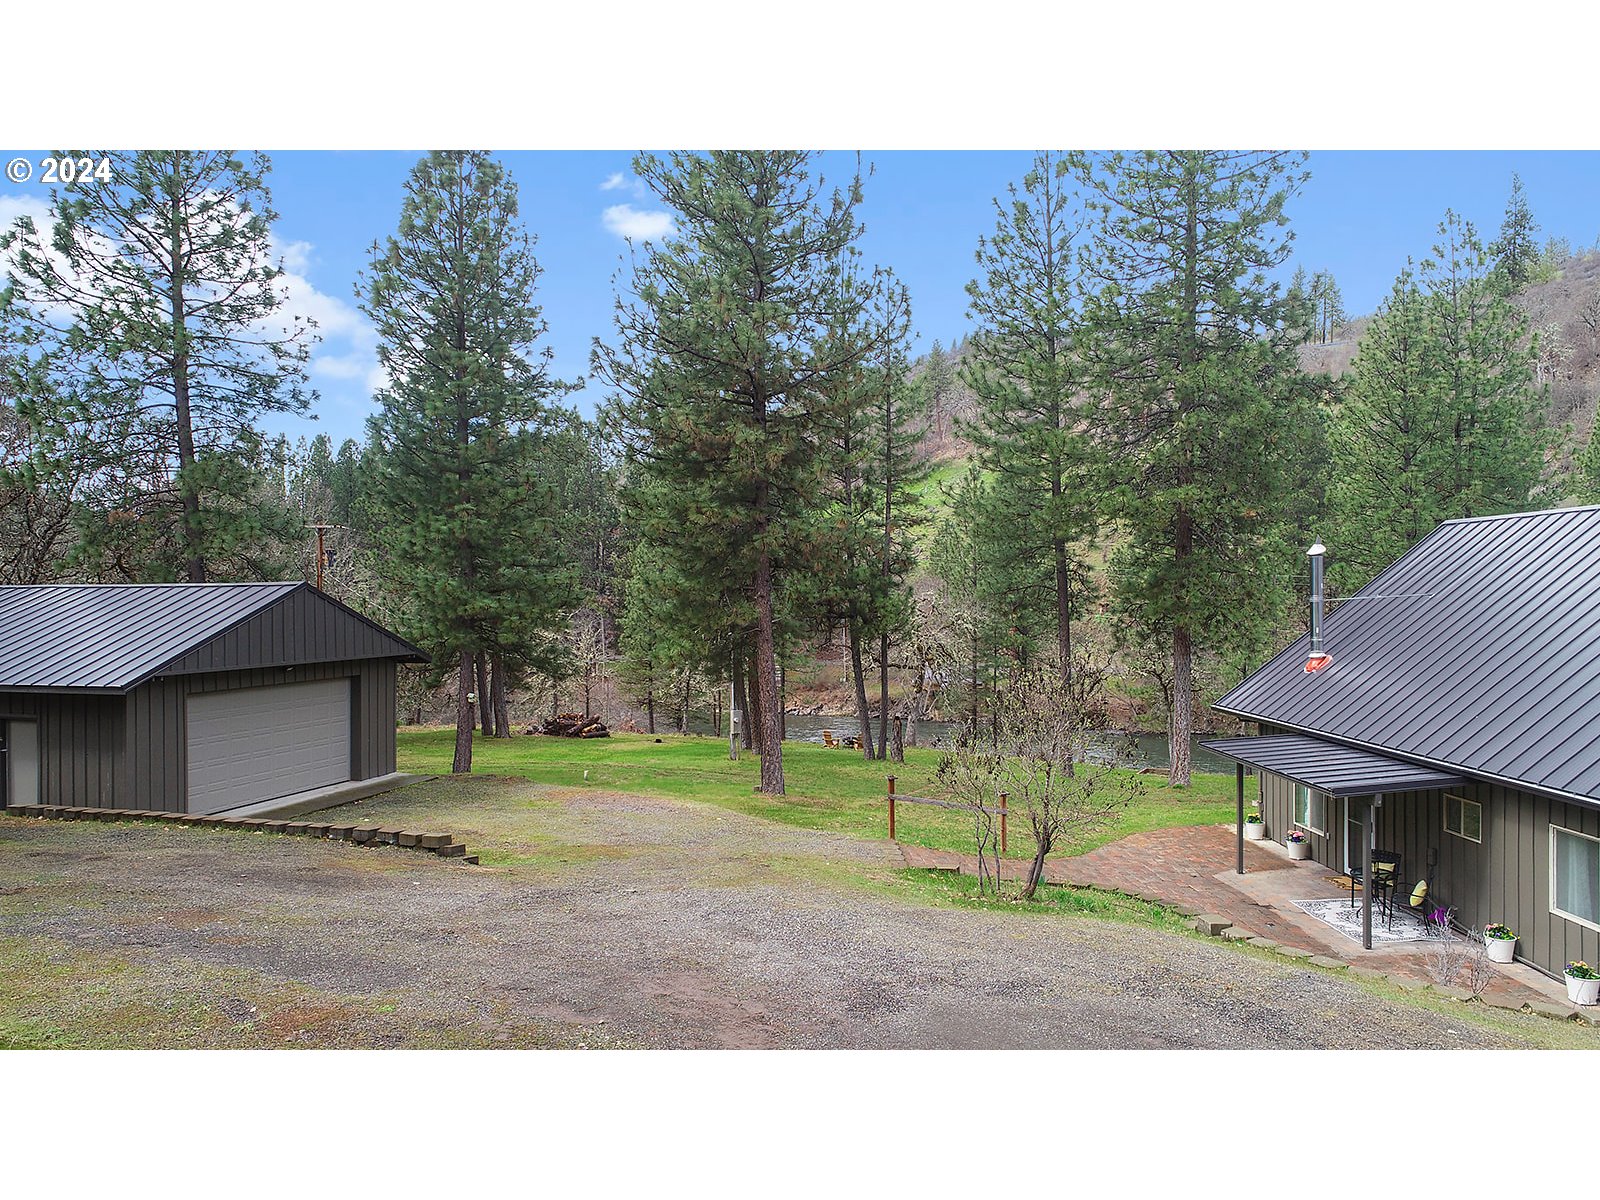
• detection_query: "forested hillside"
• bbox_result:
[3,151,1592,792]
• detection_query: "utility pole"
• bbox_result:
[306,524,340,591]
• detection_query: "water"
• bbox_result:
[682,713,1236,774]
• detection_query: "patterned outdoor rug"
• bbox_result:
[1293,897,1436,944]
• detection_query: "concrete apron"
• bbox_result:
[218,772,430,820]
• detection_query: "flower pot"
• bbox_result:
[1244,821,1265,842]
[1566,974,1600,1006]
[1286,839,1310,860]
[1485,935,1516,963]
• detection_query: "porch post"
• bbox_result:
[1235,763,1245,875]
[1361,795,1374,951]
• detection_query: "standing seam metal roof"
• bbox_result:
[0,582,415,691]
[1213,506,1600,804]
[1199,734,1465,797]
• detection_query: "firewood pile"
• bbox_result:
[532,713,611,738]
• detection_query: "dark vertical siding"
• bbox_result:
[1258,769,1341,866]
[161,589,414,677]
[0,691,124,807]
[121,658,398,812]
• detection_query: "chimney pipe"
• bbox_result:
[1305,541,1332,674]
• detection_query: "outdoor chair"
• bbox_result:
[1348,851,1402,926]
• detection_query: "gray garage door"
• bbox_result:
[186,680,352,814]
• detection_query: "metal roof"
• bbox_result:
[0,582,417,692]
[1214,505,1600,804]
[1199,734,1465,797]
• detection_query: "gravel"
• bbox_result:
[0,788,1553,1048]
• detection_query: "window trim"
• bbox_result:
[1443,792,1482,844]
[1550,824,1600,933]
[1293,782,1325,836]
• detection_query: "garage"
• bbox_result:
[0,581,427,814]
[187,680,354,814]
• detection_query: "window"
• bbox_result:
[1294,783,1325,835]
[1444,793,1482,843]
[1552,826,1600,931]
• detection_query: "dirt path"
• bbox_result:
[0,780,1583,1048]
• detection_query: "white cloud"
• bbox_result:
[600,172,628,191]
[603,203,673,241]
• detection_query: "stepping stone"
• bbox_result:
[1348,965,1388,981]
[419,833,455,849]
[1386,975,1430,991]
[349,827,377,843]
[1275,947,1314,960]
[1193,914,1232,936]
[1246,938,1280,950]
[1307,956,1348,970]
[1433,985,1474,1002]
[435,843,467,858]
[1528,1000,1578,1021]
[397,831,423,847]
[1222,927,1255,942]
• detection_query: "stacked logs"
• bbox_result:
[532,713,611,738]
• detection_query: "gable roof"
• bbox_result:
[0,582,425,693]
[1214,505,1600,806]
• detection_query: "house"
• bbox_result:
[0,582,427,816]
[1202,505,1600,980]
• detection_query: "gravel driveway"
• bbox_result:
[0,779,1576,1048]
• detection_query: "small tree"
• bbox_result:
[995,669,1142,899]
[933,734,1005,897]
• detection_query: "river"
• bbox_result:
[683,713,1236,774]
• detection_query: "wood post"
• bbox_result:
[1236,763,1245,876]
[887,775,896,842]
[999,791,1008,856]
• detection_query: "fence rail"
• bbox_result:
[886,775,1008,854]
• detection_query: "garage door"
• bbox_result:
[186,680,352,814]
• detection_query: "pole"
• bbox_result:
[1362,796,1374,951]
[728,667,738,762]
[999,791,1008,856]
[315,525,326,591]
[1236,763,1245,875]
[887,775,896,842]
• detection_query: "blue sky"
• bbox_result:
[3,149,1598,447]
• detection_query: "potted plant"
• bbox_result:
[1565,961,1600,1006]
[1483,922,1517,963]
[1285,828,1311,860]
[1243,810,1265,841]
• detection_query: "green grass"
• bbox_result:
[396,727,1236,861]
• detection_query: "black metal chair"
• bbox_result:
[1349,851,1402,927]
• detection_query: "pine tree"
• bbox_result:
[362,151,577,774]
[922,338,956,441]
[1310,270,1345,343]
[1492,172,1541,294]
[1,151,316,581]
[963,151,1099,707]
[1331,213,1546,590]
[927,466,1013,739]
[1072,150,1327,786]
[596,151,898,795]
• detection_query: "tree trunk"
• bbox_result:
[1023,834,1051,901]
[476,652,492,736]
[847,619,876,760]
[1171,623,1194,788]
[490,653,510,738]
[646,688,656,735]
[733,654,753,751]
[677,669,691,735]
[752,551,785,794]
[890,716,905,763]
[877,631,889,761]
[166,179,206,584]
[453,649,474,773]
[779,659,787,742]
[745,647,766,757]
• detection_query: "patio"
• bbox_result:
[898,824,1572,1012]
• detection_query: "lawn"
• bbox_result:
[395,727,1238,862]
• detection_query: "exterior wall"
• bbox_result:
[162,588,416,677]
[1256,760,1600,981]
[0,691,125,808]
[127,658,399,812]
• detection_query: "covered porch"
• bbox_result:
[1200,733,1466,951]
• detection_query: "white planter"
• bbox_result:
[1485,935,1516,963]
[1567,974,1600,1006]
[1286,839,1310,860]
[1244,821,1265,841]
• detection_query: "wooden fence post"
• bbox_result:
[887,775,896,842]
[998,791,1008,856]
